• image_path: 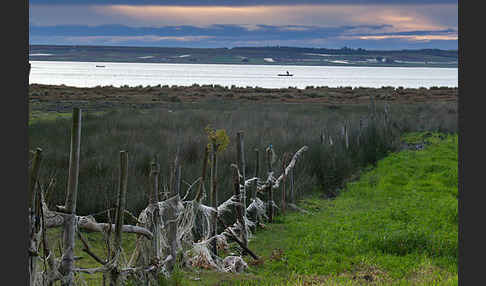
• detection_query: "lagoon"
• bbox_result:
[29,61,458,89]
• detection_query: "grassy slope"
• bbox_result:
[179,132,458,285]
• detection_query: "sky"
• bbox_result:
[29,0,458,50]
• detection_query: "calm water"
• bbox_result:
[30,61,458,89]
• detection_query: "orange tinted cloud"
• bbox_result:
[356,34,458,41]
[96,4,456,32]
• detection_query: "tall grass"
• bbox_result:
[28,100,457,217]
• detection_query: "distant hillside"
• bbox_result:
[29,45,458,68]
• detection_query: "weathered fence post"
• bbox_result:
[149,159,160,204]
[59,107,82,286]
[167,153,180,272]
[266,145,274,223]
[148,159,161,275]
[232,165,247,250]
[110,150,129,286]
[236,131,246,210]
[209,140,218,256]
[344,121,349,150]
[253,148,259,201]
[250,148,260,228]
[370,95,376,119]
[28,148,43,286]
[236,131,248,248]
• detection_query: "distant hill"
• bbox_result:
[29,45,458,68]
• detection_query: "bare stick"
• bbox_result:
[195,145,209,202]
[59,108,82,286]
[217,216,259,260]
[77,230,106,265]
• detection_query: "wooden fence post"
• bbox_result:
[167,153,180,272]
[28,148,43,286]
[253,148,259,201]
[232,165,247,249]
[236,131,246,212]
[345,121,349,150]
[110,150,129,286]
[149,159,161,271]
[209,141,218,256]
[266,145,274,223]
[149,159,160,204]
[370,95,376,118]
[59,107,82,286]
[236,132,248,247]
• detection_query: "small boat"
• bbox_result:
[96,65,106,68]
[278,71,293,76]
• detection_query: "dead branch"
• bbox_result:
[43,210,153,239]
[217,217,259,260]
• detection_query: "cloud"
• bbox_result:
[64,35,214,44]
[29,23,457,49]
[29,0,458,5]
[29,2,457,49]
[30,3,457,32]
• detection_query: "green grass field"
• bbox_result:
[170,132,458,285]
